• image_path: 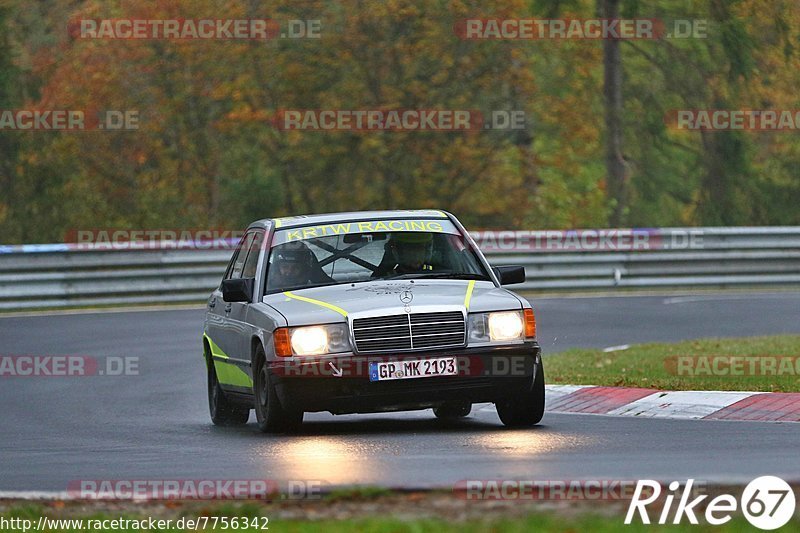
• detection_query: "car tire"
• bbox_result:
[207,351,250,426]
[253,346,303,433]
[496,361,545,427]
[433,401,472,419]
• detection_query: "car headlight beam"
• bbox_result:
[487,311,524,341]
[290,326,329,355]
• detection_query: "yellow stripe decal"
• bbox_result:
[213,360,253,388]
[204,334,228,360]
[464,280,476,310]
[203,334,252,387]
[284,291,348,317]
[274,218,283,228]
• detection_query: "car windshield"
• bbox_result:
[265,220,490,293]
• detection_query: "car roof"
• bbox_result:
[247,209,451,231]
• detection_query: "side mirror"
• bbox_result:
[221,277,254,303]
[492,265,526,286]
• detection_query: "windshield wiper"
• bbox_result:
[388,272,490,281]
[271,281,335,293]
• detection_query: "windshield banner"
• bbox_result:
[273,219,459,245]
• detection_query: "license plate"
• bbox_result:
[369,357,457,382]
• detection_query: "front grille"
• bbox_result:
[352,311,465,353]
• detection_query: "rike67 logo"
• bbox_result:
[626,477,796,530]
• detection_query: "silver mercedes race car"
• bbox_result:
[202,210,543,432]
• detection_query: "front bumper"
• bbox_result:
[269,342,541,414]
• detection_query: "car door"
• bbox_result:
[205,234,245,361]
[229,229,265,368]
[223,229,268,393]
[207,231,255,392]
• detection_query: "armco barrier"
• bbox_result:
[1,227,799,310]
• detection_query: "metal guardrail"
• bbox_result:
[1,227,799,310]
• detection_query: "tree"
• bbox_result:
[602,0,627,226]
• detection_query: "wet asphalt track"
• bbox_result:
[2,291,800,491]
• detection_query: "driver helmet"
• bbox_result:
[272,241,314,286]
[390,232,433,272]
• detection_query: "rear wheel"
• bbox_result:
[207,350,250,426]
[433,401,472,419]
[496,361,545,427]
[253,347,303,433]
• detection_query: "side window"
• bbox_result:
[227,232,256,280]
[223,245,242,281]
[241,231,265,279]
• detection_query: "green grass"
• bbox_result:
[1,506,791,532]
[547,335,800,392]
[324,486,394,502]
[248,516,790,532]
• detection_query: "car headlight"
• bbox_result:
[468,310,533,343]
[291,326,328,355]
[276,323,352,356]
[488,311,524,340]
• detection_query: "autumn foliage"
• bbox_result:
[1,0,799,243]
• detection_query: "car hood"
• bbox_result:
[262,279,522,326]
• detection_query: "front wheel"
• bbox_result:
[253,347,303,433]
[496,361,545,427]
[207,352,250,426]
